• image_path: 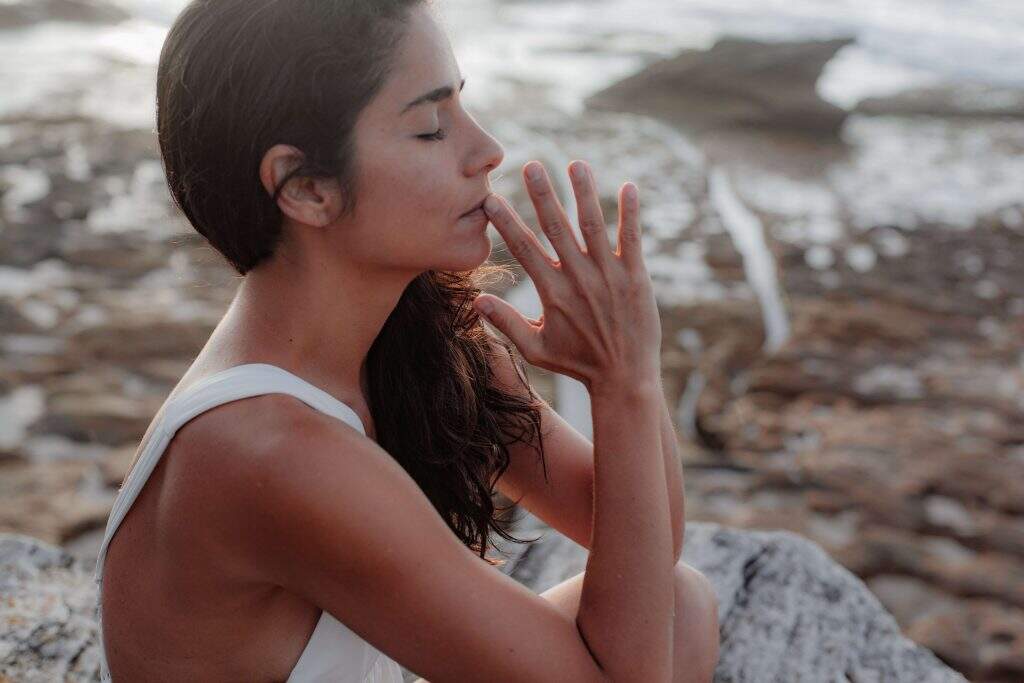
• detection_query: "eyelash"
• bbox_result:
[418,128,447,141]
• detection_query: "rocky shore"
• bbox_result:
[1,518,967,682]
[0,8,1022,680]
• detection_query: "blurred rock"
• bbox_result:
[0,0,128,29]
[585,36,854,137]
[908,599,1024,681]
[31,393,156,446]
[855,83,1024,119]
[0,460,111,545]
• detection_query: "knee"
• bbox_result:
[673,561,720,682]
[675,562,719,620]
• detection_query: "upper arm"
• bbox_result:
[220,402,609,683]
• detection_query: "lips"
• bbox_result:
[460,195,489,217]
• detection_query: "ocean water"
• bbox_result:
[2,0,1023,326]
[4,0,1024,127]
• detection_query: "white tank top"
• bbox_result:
[92,363,406,682]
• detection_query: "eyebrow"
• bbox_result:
[401,77,466,115]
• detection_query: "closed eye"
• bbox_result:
[418,128,447,141]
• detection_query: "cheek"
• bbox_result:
[393,175,458,239]
[372,156,449,212]
[353,143,458,244]
[405,165,451,213]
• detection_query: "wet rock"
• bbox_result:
[501,514,965,682]
[0,0,129,30]
[0,519,966,683]
[57,228,171,281]
[0,219,66,267]
[0,460,112,545]
[867,574,959,628]
[98,442,135,488]
[585,37,854,137]
[855,83,1024,119]
[31,393,156,446]
[0,299,43,335]
[907,599,1024,680]
[0,534,102,682]
[67,317,213,364]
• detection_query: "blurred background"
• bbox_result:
[1,1,1022,680]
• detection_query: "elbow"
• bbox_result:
[671,508,685,564]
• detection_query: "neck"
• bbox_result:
[221,242,420,402]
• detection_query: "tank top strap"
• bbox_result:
[164,363,366,437]
[92,362,366,586]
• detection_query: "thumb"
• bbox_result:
[474,295,540,358]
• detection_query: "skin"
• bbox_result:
[102,4,718,681]
[179,3,504,418]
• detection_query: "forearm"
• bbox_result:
[658,384,686,561]
[577,379,676,683]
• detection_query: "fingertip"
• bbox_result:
[483,193,501,216]
[624,183,638,203]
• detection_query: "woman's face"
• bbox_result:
[343,4,505,275]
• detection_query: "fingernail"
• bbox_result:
[476,299,493,314]
[571,162,586,181]
[484,195,500,214]
[526,163,542,181]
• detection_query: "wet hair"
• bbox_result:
[156,0,548,564]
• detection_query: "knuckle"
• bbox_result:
[546,285,572,309]
[532,182,553,199]
[628,269,651,292]
[519,338,545,366]
[579,217,604,235]
[508,236,532,255]
[544,219,566,238]
[621,223,641,243]
[549,288,582,318]
[576,261,604,288]
[612,269,646,297]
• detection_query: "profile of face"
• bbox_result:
[262,4,505,277]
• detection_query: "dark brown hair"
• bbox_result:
[156,0,548,565]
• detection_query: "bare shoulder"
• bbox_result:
[192,390,609,683]
[157,393,333,564]
[165,391,320,483]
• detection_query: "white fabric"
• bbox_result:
[93,363,405,682]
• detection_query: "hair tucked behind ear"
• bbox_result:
[156,0,549,564]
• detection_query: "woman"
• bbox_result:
[93,0,720,681]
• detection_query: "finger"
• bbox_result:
[522,161,589,275]
[483,193,558,293]
[617,182,645,273]
[473,294,543,363]
[568,160,614,273]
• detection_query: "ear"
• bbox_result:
[259,143,342,227]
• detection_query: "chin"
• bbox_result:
[434,230,493,272]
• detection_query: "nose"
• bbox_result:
[463,114,504,179]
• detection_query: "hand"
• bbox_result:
[474,160,662,393]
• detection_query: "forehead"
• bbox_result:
[382,6,461,111]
